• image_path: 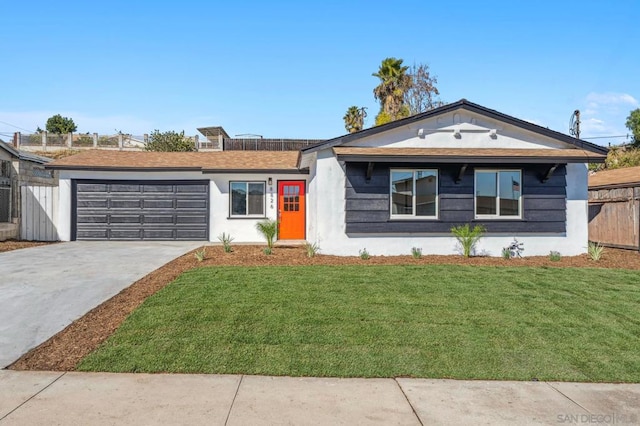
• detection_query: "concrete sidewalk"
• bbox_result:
[0,371,638,425]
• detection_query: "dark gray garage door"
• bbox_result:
[74,180,209,240]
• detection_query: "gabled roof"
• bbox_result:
[300,99,609,156]
[589,166,640,189]
[0,140,52,164]
[45,150,306,174]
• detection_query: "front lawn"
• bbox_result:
[78,266,640,381]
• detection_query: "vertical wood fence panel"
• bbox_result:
[588,187,640,250]
[21,185,58,241]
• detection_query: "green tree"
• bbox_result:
[374,110,393,126]
[626,108,640,146]
[405,63,443,115]
[343,106,366,133]
[145,130,195,152]
[45,114,77,134]
[372,57,411,125]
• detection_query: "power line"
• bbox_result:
[0,120,37,133]
[581,135,629,140]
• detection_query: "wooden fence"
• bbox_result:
[21,185,58,241]
[588,186,640,250]
[222,138,322,151]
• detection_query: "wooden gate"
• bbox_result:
[21,185,58,241]
[589,186,640,250]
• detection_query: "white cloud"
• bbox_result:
[580,117,607,134]
[578,92,637,142]
[585,92,638,107]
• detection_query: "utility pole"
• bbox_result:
[570,110,580,139]
[359,107,368,130]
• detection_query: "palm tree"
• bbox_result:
[372,57,411,124]
[343,106,366,133]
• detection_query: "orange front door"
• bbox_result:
[278,181,305,240]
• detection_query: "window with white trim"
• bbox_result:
[475,170,522,218]
[390,169,438,218]
[230,181,265,217]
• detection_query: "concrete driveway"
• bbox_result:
[0,241,202,368]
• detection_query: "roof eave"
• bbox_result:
[18,153,52,164]
[589,182,640,190]
[45,165,202,172]
[0,141,19,158]
[201,168,308,174]
[335,154,607,164]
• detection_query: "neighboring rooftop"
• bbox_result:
[197,126,324,151]
[45,150,304,173]
[589,166,640,189]
[0,140,53,164]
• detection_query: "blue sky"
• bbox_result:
[1,0,637,146]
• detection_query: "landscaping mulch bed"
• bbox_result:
[9,245,640,372]
[0,240,53,253]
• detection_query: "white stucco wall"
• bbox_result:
[56,170,309,243]
[344,110,574,150]
[305,155,319,245]
[208,173,309,243]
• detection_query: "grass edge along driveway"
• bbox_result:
[78,265,640,382]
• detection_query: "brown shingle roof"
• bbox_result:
[45,150,302,172]
[589,166,640,189]
[332,147,606,163]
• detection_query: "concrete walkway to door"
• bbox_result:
[0,241,202,368]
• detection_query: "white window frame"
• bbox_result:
[389,168,439,219]
[474,169,522,219]
[229,181,266,218]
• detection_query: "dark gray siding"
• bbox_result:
[345,163,566,234]
[74,180,209,240]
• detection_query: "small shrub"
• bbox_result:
[75,134,94,146]
[502,238,524,259]
[450,224,486,257]
[29,133,43,145]
[549,251,562,261]
[501,248,512,259]
[359,248,370,260]
[145,129,196,152]
[217,232,234,253]
[256,219,277,249]
[194,248,206,262]
[263,247,273,255]
[588,241,604,261]
[98,135,118,147]
[411,247,422,259]
[304,242,320,258]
